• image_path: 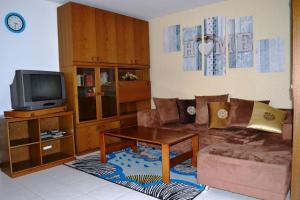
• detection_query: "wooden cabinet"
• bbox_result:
[116,14,135,65]
[95,10,118,63]
[71,3,97,63]
[58,2,150,66]
[0,111,75,177]
[58,3,97,66]
[134,19,150,65]
[76,121,120,154]
[58,2,151,155]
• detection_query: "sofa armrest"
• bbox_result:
[282,123,293,141]
[137,109,160,128]
[281,109,293,141]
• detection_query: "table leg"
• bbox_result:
[99,132,106,163]
[161,144,170,183]
[131,140,138,153]
[192,135,199,167]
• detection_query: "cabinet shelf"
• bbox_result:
[10,139,39,148]
[12,160,40,173]
[42,152,72,164]
[77,86,95,88]
[41,134,73,142]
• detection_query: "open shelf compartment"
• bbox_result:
[11,143,41,172]
[9,119,39,147]
[41,137,74,164]
[40,114,73,141]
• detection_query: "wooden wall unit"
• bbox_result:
[58,2,150,66]
[0,111,75,177]
[291,0,300,199]
[57,2,151,155]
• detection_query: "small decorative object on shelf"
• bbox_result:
[77,74,84,86]
[100,71,108,84]
[41,129,66,140]
[84,74,94,86]
[121,72,138,81]
[86,88,96,97]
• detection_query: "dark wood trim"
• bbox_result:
[170,151,192,167]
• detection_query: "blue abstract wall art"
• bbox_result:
[256,37,284,73]
[228,16,253,68]
[164,25,181,52]
[182,25,202,71]
[203,16,226,76]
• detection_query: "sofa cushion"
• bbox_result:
[247,102,286,134]
[176,99,196,124]
[195,94,228,125]
[228,98,270,128]
[208,102,230,128]
[153,97,179,125]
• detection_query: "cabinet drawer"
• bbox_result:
[119,81,151,103]
[120,117,137,128]
[41,140,61,156]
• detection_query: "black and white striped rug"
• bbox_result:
[66,145,205,200]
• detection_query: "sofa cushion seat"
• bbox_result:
[197,141,291,200]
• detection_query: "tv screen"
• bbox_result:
[10,70,66,110]
[24,74,62,102]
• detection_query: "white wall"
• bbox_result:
[0,0,61,114]
[149,0,291,108]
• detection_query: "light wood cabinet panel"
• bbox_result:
[292,0,300,199]
[76,121,121,154]
[134,19,150,65]
[119,81,151,103]
[95,10,118,63]
[116,14,135,65]
[76,125,95,153]
[71,3,97,63]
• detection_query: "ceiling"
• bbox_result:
[47,0,227,20]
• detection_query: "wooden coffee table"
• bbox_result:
[99,126,199,183]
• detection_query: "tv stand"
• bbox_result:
[4,106,67,118]
[0,109,75,177]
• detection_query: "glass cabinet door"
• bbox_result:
[100,68,117,118]
[76,68,97,122]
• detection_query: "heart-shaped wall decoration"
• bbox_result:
[198,42,214,56]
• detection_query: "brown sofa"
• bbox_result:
[137,109,292,200]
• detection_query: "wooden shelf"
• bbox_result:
[10,138,39,148]
[12,160,40,172]
[0,111,75,178]
[42,153,72,164]
[41,134,73,143]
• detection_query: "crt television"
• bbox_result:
[10,70,66,110]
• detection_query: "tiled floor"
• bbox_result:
[0,165,290,200]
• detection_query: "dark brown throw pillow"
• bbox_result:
[176,99,196,124]
[195,94,229,125]
[153,97,179,125]
[228,98,270,128]
[208,102,231,128]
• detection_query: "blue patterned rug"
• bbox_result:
[66,145,205,200]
